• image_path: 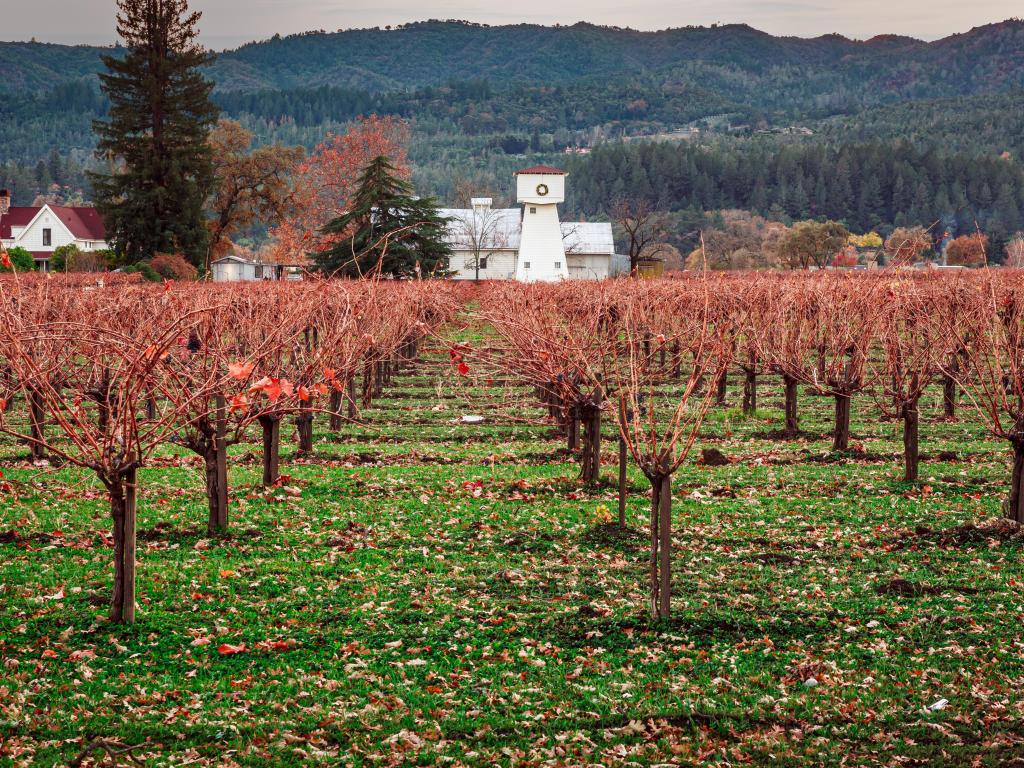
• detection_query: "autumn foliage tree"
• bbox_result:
[271,117,409,263]
[205,119,303,273]
[944,233,988,267]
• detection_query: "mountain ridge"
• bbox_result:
[2,18,1022,95]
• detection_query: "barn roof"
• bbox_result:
[441,208,614,255]
[515,165,567,175]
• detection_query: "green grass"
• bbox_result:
[2,342,1024,766]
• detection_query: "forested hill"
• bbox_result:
[3,18,1024,97]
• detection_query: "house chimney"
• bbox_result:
[0,190,10,216]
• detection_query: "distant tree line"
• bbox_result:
[567,140,1024,257]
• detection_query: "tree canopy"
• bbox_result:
[313,156,451,278]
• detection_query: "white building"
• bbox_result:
[211,254,303,282]
[442,166,619,281]
[0,190,109,272]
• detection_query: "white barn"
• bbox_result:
[442,166,618,281]
[0,190,109,272]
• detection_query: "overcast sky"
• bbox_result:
[2,0,1020,48]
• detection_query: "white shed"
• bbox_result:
[211,255,278,282]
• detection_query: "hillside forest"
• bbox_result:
[2,19,1024,262]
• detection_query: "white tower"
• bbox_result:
[514,166,569,282]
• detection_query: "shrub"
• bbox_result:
[149,252,198,281]
[50,244,110,272]
[121,263,162,282]
[3,246,37,272]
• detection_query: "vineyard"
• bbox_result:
[2,272,1024,766]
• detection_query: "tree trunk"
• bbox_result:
[109,466,137,624]
[833,393,852,451]
[671,342,681,379]
[567,407,579,451]
[258,414,281,487]
[742,368,757,415]
[902,397,920,483]
[1009,439,1024,525]
[783,375,799,437]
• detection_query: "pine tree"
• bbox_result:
[91,0,218,266]
[314,156,451,277]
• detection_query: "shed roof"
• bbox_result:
[515,165,567,175]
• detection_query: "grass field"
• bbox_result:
[2,329,1024,767]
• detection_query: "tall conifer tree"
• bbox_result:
[91,0,218,266]
[313,156,451,278]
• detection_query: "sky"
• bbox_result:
[1,0,1020,48]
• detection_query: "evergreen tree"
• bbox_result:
[91,0,218,265]
[314,156,451,277]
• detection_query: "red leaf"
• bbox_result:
[228,361,255,381]
[457,362,470,376]
[217,642,246,655]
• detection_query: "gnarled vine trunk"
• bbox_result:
[295,404,314,454]
[27,387,46,461]
[742,367,757,415]
[1009,438,1024,525]
[943,374,957,420]
[108,466,138,624]
[258,413,281,487]
[329,389,343,431]
[580,387,603,487]
[647,473,673,619]
[902,397,920,483]
[783,375,799,437]
[833,393,852,451]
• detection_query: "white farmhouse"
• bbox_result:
[0,190,109,272]
[442,166,619,281]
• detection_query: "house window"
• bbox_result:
[478,256,488,270]
[523,262,531,270]
[42,228,51,246]
[529,207,536,214]
[554,261,561,269]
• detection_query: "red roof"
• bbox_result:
[0,205,106,241]
[0,207,37,239]
[515,165,567,175]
